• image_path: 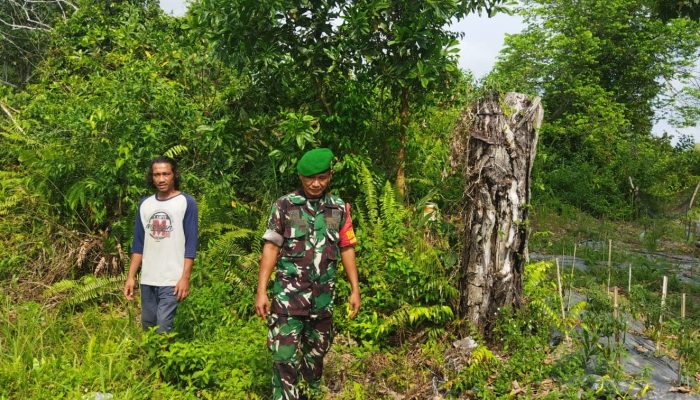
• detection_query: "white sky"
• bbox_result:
[451,12,525,78]
[158,0,698,143]
[159,0,187,16]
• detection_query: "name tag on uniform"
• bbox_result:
[288,209,302,223]
[287,210,306,234]
[326,209,341,231]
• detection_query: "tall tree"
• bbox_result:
[340,0,507,195]
[192,0,507,195]
[0,0,76,87]
[2,0,240,233]
[650,0,700,20]
[491,0,700,217]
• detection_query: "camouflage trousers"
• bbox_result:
[267,313,334,400]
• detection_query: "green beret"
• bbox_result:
[297,148,334,176]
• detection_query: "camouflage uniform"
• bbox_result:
[263,190,356,399]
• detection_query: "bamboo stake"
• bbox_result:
[613,286,620,346]
[679,293,687,384]
[561,245,565,277]
[685,181,700,241]
[555,259,566,322]
[681,293,686,320]
[659,276,668,325]
[555,258,570,343]
[628,264,632,293]
[657,276,668,351]
[607,240,612,294]
[566,242,577,311]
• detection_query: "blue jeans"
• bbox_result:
[140,284,178,333]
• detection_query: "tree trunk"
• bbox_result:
[451,92,543,334]
[396,87,409,198]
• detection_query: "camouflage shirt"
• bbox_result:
[263,190,357,317]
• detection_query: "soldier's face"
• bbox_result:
[152,163,176,195]
[299,171,331,199]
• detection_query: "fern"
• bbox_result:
[0,193,22,216]
[44,279,78,297]
[205,228,255,264]
[376,304,454,339]
[379,181,406,239]
[45,273,125,307]
[470,345,496,364]
[0,171,30,216]
[198,224,259,315]
[529,298,561,327]
[524,260,586,331]
[163,144,189,158]
[359,163,380,226]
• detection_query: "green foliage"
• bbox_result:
[447,345,499,394]
[376,305,454,341]
[0,292,269,399]
[0,297,152,399]
[2,0,700,398]
[522,260,586,337]
[0,0,73,88]
[268,112,321,175]
[45,273,125,308]
[193,0,505,188]
[338,163,458,343]
[0,171,36,278]
[651,0,700,20]
[141,319,269,396]
[492,0,700,218]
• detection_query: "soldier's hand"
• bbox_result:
[255,292,270,320]
[348,290,361,319]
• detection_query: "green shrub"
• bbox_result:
[142,317,270,396]
[337,164,458,344]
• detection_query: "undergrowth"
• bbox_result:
[2,195,700,398]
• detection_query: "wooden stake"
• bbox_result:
[555,259,566,322]
[657,275,668,351]
[660,275,668,325]
[613,286,620,345]
[628,264,632,293]
[678,293,686,385]
[567,242,577,311]
[607,239,612,294]
[679,293,687,384]
[681,293,686,320]
[685,181,700,241]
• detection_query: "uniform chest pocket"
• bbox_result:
[323,206,342,245]
[282,213,307,258]
[282,236,306,258]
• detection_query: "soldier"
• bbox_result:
[255,148,360,400]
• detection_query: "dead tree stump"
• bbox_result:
[450,92,543,333]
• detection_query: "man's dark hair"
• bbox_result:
[146,156,181,190]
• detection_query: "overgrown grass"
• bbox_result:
[0,291,270,399]
[2,201,700,399]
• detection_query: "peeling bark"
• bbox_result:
[450,92,543,333]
